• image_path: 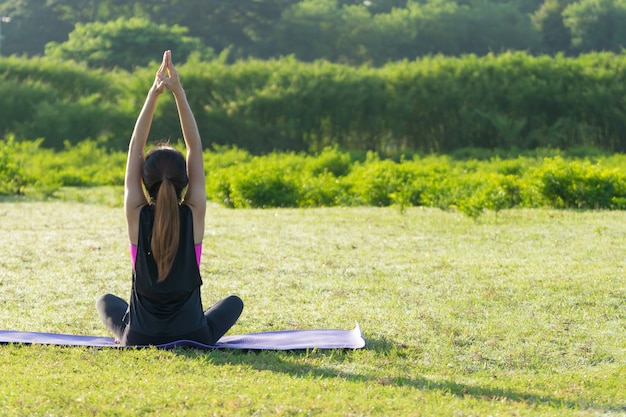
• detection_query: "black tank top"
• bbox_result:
[128,204,205,337]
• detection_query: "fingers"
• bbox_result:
[164,50,179,80]
[148,51,174,95]
[163,50,175,77]
[158,51,167,75]
[153,50,182,94]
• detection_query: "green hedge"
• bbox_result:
[0,56,132,148]
[4,140,626,217]
[2,53,626,153]
[205,149,622,215]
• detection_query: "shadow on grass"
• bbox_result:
[171,336,621,414]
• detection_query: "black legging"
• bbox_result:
[96,293,243,346]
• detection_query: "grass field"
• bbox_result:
[0,194,624,416]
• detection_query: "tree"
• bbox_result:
[472,0,544,14]
[337,0,409,13]
[452,0,540,55]
[376,0,538,58]
[562,0,626,53]
[531,0,574,54]
[148,0,297,60]
[44,17,210,69]
[46,0,158,23]
[0,0,72,56]
[274,0,344,61]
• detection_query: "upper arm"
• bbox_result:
[124,147,147,244]
[184,147,206,244]
[183,147,206,208]
[172,88,205,243]
[124,90,159,244]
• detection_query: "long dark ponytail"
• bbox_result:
[142,145,188,282]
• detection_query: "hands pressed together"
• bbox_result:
[151,50,183,97]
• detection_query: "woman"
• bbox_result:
[96,50,243,346]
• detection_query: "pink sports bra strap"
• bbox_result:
[194,244,202,268]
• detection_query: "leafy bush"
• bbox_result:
[297,173,348,207]
[203,149,626,216]
[0,136,27,195]
[206,152,305,208]
[345,153,421,206]
[7,138,626,218]
[304,147,352,177]
[535,157,626,209]
[2,139,126,197]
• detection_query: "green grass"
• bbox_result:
[0,196,624,416]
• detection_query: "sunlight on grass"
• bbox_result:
[0,200,624,415]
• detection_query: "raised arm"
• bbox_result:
[124,53,167,244]
[161,51,206,243]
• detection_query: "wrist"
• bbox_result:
[148,86,163,98]
[172,88,186,99]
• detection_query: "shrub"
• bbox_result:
[297,173,348,207]
[8,141,626,218]
[535,157,626,208]
[346,153,419,206]
[228,169,300,208]
[0,136,28,195]
[305,146,353,177]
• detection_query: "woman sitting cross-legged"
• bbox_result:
[96,50,243,346]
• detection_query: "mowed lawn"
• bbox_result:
[0,199,624,416]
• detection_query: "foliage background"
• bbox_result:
[1,52,626,154]
[2,0,626,157]
[4,139,626,218]
[2,0,626,216]
[2,0,626,63]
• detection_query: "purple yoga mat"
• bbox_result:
[0,323,365,350]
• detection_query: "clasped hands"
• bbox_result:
[151,50,183,96]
